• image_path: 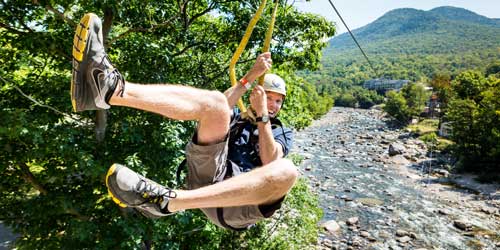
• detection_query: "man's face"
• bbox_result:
[266,91,285,118]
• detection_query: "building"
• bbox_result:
[363,79,410,93]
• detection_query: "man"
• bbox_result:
[72,13,297,230]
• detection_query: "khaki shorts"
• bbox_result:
[185,136,283,230]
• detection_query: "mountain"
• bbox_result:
[300,6,500,97]
[327,6,500,55]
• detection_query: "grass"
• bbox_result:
[407,119,454,151]
[407,119,439,135]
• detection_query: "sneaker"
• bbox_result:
[71,13,125,112]
[105,164,176,217]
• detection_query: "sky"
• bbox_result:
[293,0,500,35]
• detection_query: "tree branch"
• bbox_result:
[108,15,179,44]
[0,22,28,34]
[18,163,48,195]
[32,0,76,26]
[171,41,206,57]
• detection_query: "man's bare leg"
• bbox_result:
[109,82,230,145]
[167,158,298,212]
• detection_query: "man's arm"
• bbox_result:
[224,52,272,109]
[250,85,284,165]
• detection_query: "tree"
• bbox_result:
[485,62,500,76]
[451,70,488,102]
[430,72,452,109]
[401,82,430,118]
[0,1,335,248]
[446,71,500,175]
[383,90,410,123]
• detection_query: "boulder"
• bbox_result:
[397,236,412,243]
[453,220,472,231]
[321,220,341,234]
[389,143,406,156]
[396,229,410,237]
[360,231,370,238]
[346,217,359,225]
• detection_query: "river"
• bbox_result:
[293,107,499,250]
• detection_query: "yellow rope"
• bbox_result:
[258,0,279,86]
[230,0,268,113]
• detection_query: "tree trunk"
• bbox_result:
[94,8,114,143]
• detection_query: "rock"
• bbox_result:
[438,209,450,215]
[356,197,384,206]
[321,220,341,234]
[360,231,370,238]
[410,232,418,239]
[346,217,359,225]
[481,207,496,214]
[453,220,472,231]
[305,166,312,171]
[388,154,410,165]
[433,169,450,177]
[396,230,409,237]
[322,239,333,248]
[378,231,390,239]
[389,143,405,156]
[397,236,412,243]
[341,195,353,202]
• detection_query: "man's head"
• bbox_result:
[263,74,286,118]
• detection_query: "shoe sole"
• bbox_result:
[70,13,97,112]
[105,164,128,208]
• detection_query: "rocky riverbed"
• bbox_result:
[293,107,500,250]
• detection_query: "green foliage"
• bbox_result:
[383,90,410,123]
[278,70,334,129]
[485,62,500,76]
[430,72,452,109]
[451,71,489,102]
[382,83,430,124]
[445,71,500,173]
[401,82,430,117]
[0,1,334,248]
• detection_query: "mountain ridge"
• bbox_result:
[327,6,500,55]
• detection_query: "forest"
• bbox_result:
[0,1,335,249]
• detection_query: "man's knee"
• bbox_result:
[202,90,230,119]
[265,159,299,190]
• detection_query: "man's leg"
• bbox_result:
[71,13,229,145]
[106,158,298,213]
[167,158,298,212]
[109,82,230,145]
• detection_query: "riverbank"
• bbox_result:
[292,107,499,250]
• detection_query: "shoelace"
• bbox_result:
[100,54,125,98]
[135,178,177,206]
[105,68,125,97]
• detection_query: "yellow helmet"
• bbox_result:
[263,73,286,97]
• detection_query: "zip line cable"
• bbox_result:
[326,0,379,77]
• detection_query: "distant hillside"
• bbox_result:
[299,6,500,105]
[327,6,500,56]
